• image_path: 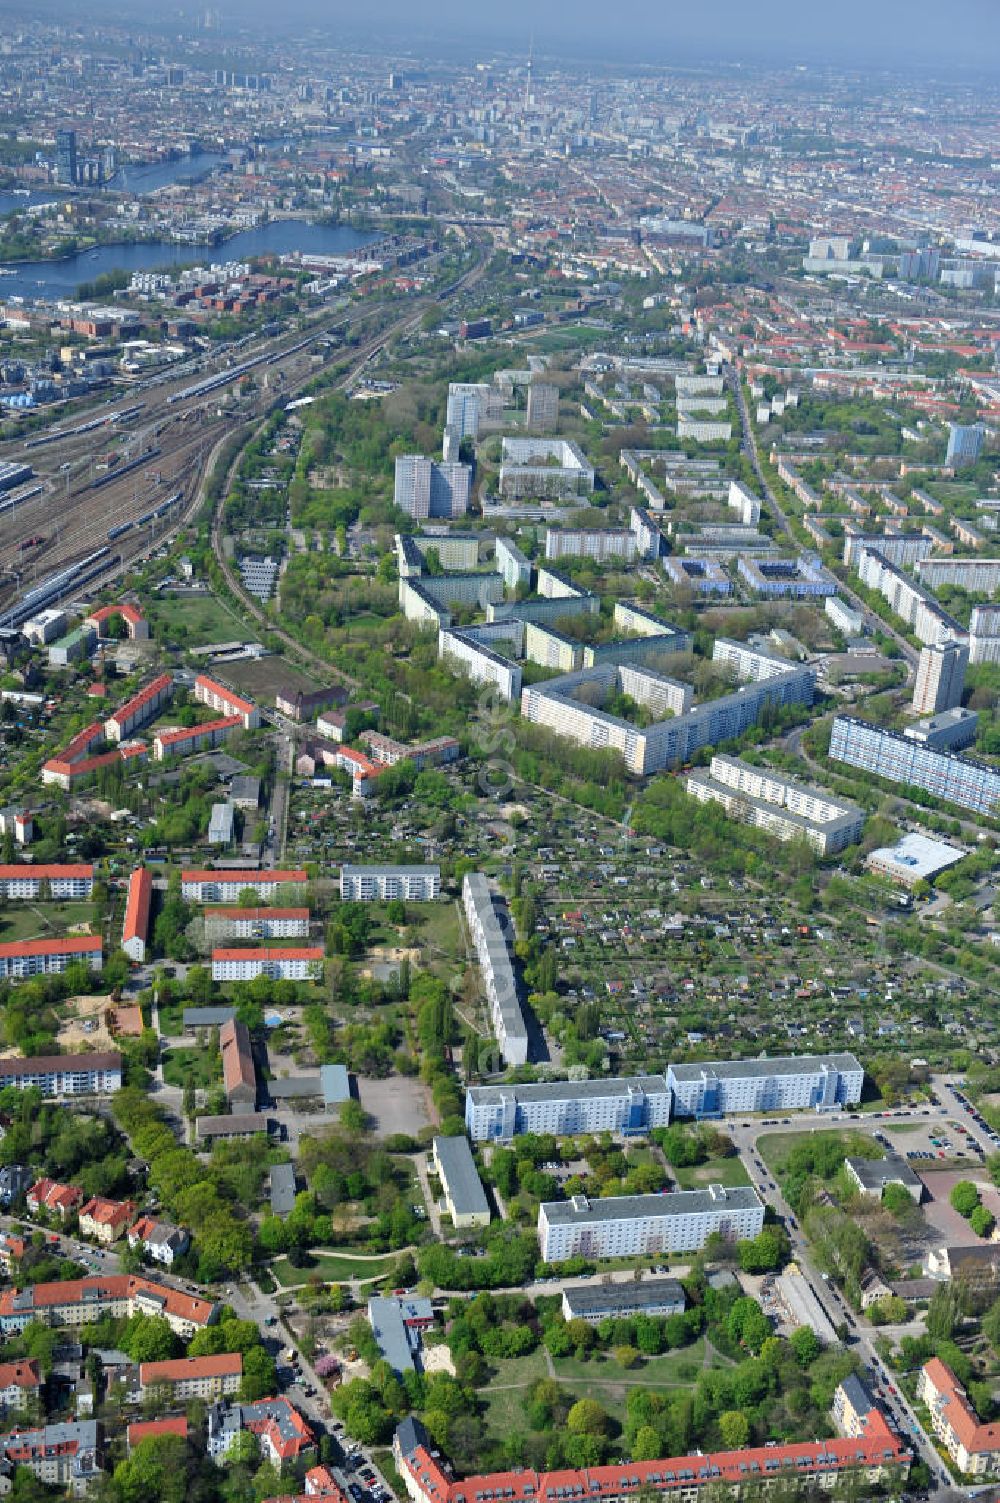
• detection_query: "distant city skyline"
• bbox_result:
[54,0,1000,71]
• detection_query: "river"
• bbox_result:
[0,220,378,301]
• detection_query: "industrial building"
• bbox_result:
[865,831,966,888]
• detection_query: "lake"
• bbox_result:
[0,219,378,301]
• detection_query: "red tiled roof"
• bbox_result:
[922,1358,1000,1455]
[400,1410,909,1503]
[0,865,93,881]
[79,1196,136,1229]
[88,604,144,627]
[155,715,241,749]
[59,724,104,764]
[107,673,172,728]
[195,674,256,715]
[220,1017,256,1096]
[0,1274,215,1326]
[123,867,152,948]
[27,1179,82,1212]
[0,937,100,960]
[209,907,310,920]
[0,1359,40,1391]
[0,931,100,955]
[139,1352,242,1385]
[127,1417,189,1448]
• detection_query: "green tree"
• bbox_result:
[566,1398,610,1437]
[718,1410,750,1449]
[951,1181,980,1218]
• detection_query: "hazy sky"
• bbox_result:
[260,0,1000,70]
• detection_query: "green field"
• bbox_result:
[162,1045,221,1090]
[481,1340,730,1440]
[758,1128,881,1174]
[0,902,95,945]
[673,1155,752,1190]
[150,591,246,647]
[272,1250,401,1285]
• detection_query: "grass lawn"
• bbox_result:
[410,900,465,970]
[758,1128,881,1174]
[0,902,94,944]
[151,591,245,647]
[673,1156,751,1190]
[480,1350,552,1439]
[162,1045,221,1090]
[271,1250,400,1285]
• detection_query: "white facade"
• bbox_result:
[465,1075,672,1142]
[394,456,471,519]
[825,595,865,637]
[181,870,307,903]
[0,866,93,900]
[666,1052,864,1117]
[684,755,865,855]
[211,948,323,982]
[538,1186,764,1262]
[727,480,762,526]
[340,865,441,901]
[544,529,637,564]
[462,872,528,1066]
[438,625,523,701]
[912,640,968,716]
[495,536,533,592]
[194,675,260,730]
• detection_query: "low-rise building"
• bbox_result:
[0,1052,119,1097]
[0,1419,101,1495]
[121,867,152,964]
[77,1198,137,1245]
[0,864,93,900]
[0,1275,216,1337]
[193,675,260,730]
[126,1217,189,1267]
[208,1398,314,1465]
[0,1359,41,1415]
[27,1180,83,1218]
[138,1352,242,1401]
[181,869,308,904]
[0,937,102,980]
[431,1137,490,1229]
[367,1296,435,1375]
[204,908,310,940]
[104,673,172,743]
[845,1156,923,1204]
[196,1113,271,1143]
[561,1277,685,1325]
[153,715,243,760]
[220,1017,256,1107]
[865,831,966,888]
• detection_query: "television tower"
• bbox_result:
[524,34,533,113]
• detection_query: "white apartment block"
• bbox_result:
[825,595,865,637]
[0,864,93,900]
[0,1051,120,1096]
[629,507,668,561]
[916,557,1000,593]
[340,865,441,901]
[912,640,968,716]
[438,624,523,701]
[684,755,865,855]
[666,1053,864,1117]
[465,1075,672,1142]
[462,872,528,1066]
[495,536,533,591]
[211,947,324,982]
[521,642,814,777]
[0,938,103,980]
[543,528,638,564]
[105,673,173,743]
[537,1186,764,1262]
[970,605,1000,665]
[499,438,595,500]
[677,417,732,442]
[181,869,308,903]
[446,382,503,438]
[194,675,260,730]
[727,480,762,526]
[524,622,582,673]
[394,456,471,519]
[203,908,311,940]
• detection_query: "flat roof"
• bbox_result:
[866,832,966,881]
[541,1186,763,1226]
[320,1063,350,1105]
[667,1053,862,1083]
[341,864,440,877]
[432,1136,489,1219]
[846,1155,922,1192]
[467,1074,669,1108]
[562,1278,686,1317]
[270,1162,297,1217]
